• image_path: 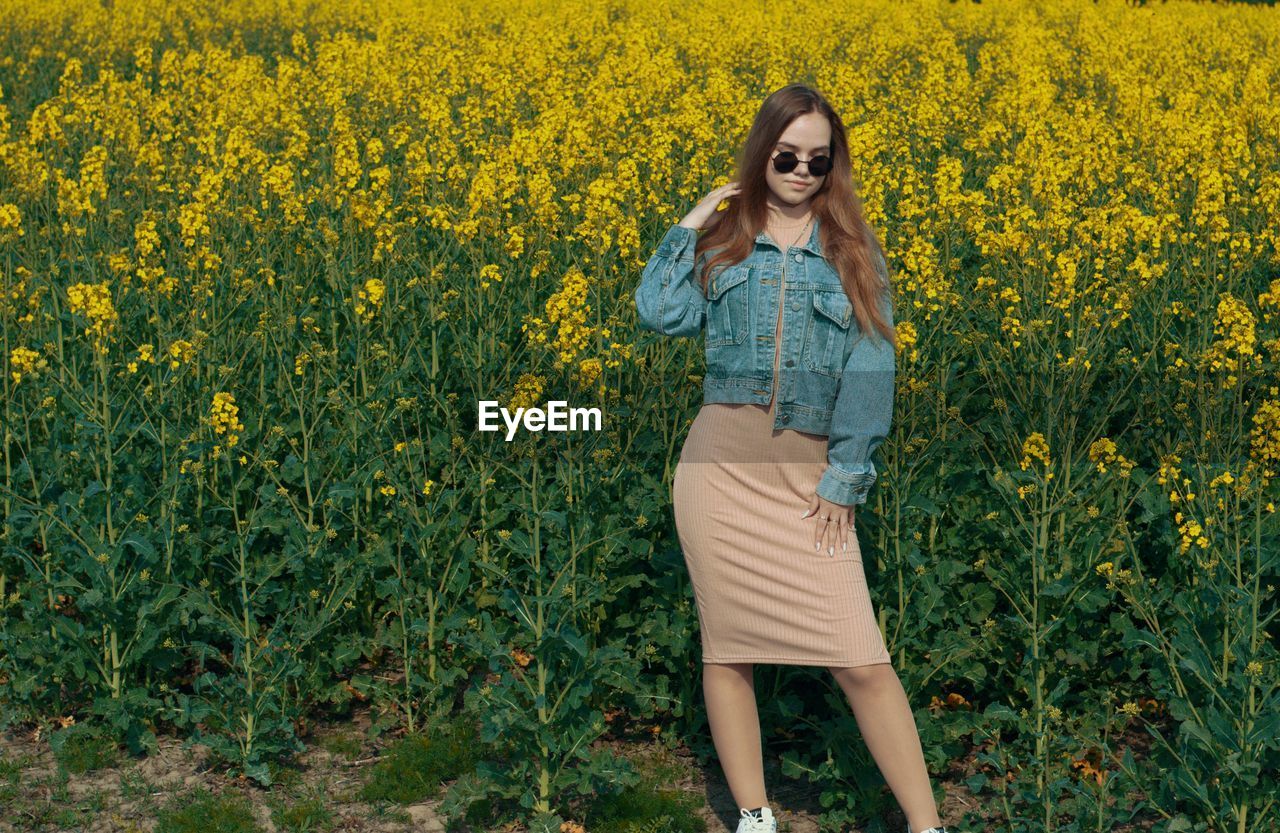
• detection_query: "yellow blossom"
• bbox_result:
[210,392,245,448]
[9,346,48,384]
[1020,433,1050,471]
[168,339,195,369]
[67,281,118,354]
[354,278,385,323]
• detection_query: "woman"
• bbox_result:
[634,84,948,833]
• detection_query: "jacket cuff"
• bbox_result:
[655,224,697,264]
[815,463,877,506]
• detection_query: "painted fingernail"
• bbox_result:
[828,546,833,556]
[814,542,820,551]
[842,542,847,552]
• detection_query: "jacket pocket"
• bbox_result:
[804,288,853,377]
[705,265,751,347]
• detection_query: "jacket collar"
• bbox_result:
[754,213,823,256]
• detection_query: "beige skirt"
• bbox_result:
[671,398,892,667]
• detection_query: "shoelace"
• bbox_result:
[739,808,772,830]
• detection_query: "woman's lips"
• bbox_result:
[789,181,809,189]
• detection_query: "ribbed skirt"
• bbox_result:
[671,399,892,667]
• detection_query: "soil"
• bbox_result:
[0,707,1149,833]
[0,709,447,833]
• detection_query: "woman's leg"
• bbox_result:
[828,663,942,832]
[703,662,769,810]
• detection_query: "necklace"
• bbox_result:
[768,211,812,230]
[770,213,813,250]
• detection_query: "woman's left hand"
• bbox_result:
[802,494,853,557]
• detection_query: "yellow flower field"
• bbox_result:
[0,0,1277,830]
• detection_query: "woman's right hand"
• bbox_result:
[679,181,742,231]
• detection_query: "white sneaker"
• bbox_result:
[735,807,776,833]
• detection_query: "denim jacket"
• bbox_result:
[633,215,895,506]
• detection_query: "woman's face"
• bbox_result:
[765,111,832,209]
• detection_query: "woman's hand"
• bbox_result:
[679,181,742,231]
[802,494,854,557]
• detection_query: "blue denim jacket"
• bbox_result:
[633,215,895,506]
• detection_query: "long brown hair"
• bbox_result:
[695,84,896,348]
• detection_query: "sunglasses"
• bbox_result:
[771,149,833,177]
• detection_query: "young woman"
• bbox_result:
[634,85,949,833]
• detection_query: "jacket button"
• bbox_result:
[785,359,794,367]
[781,414,790,423]
[790,301,800,311]
[793,253,803,263]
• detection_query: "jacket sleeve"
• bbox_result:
[815,244,896,506]
[634,223,706,338]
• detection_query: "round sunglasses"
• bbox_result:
[771,149,833,177]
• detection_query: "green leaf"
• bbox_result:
[243,761,273,787]
[504,529,534,557]
[1121,626,1162,653]
[119,533,156,559]
[904,493,941,515]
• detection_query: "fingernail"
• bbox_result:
[828,546,833,556]
[814,542,819,551]
[800,510,810,519]
[842,542,847,552]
